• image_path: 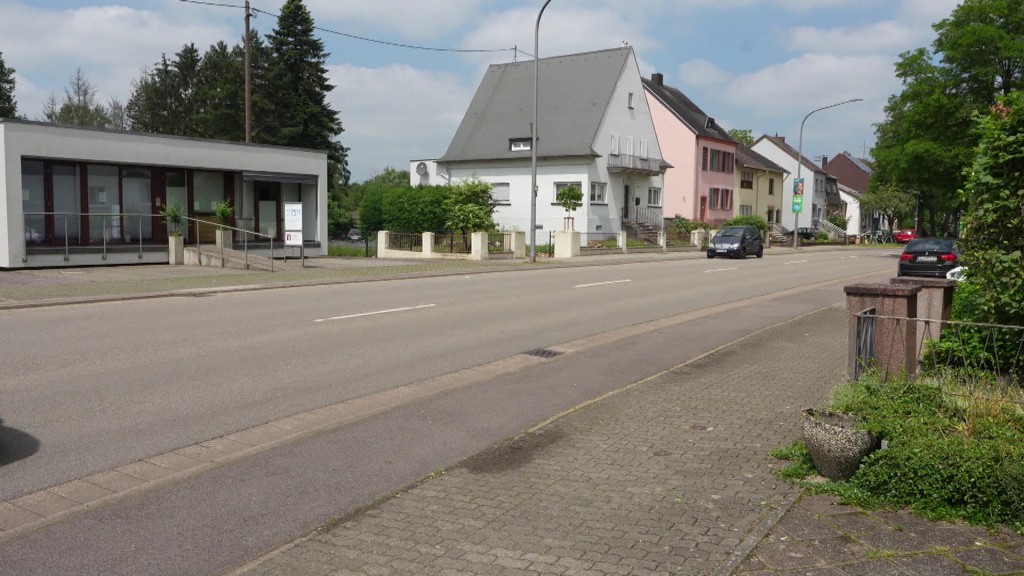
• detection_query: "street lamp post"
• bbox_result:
[530,0,553,263]
[793,98,862,249]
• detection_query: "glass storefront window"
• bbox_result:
[88,164,121,242]
[193,171,223,214]
[53,164,81,242]
[21,160,45,244]
[122,167,152,241]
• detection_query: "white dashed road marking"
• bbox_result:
[315,304,436,323]
[574,279,632,289]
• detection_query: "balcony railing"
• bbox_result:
[607,154,661,174]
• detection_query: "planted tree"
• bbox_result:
[555,184,583,230]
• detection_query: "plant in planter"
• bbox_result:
[556,184,583,231]
[160,203,186,265]
[161,202,185,237]
[215,200,234,223]
[213,200,235,249]
[801,408,880,481]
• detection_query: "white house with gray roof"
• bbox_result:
[431,46,668,245]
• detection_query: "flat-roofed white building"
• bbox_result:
[0,119,329,269]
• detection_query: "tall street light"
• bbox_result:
[530,0,553,263]
[793,98,862,249]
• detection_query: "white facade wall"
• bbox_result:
[1,121,328,268]
[750,140,825,231]
[839,186,863,235]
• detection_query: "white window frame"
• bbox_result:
[610,133,620,155]
[509,138,531,152]
[626,136,634,157]
[491,182,511,205]
[639,139,648,160]
[553,181,583,204]
[590,182,607,204]
[647,187,661,207]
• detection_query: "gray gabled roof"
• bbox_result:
[641,77,734,142]
[735,144,787,174]
[845,152,873,175]
[752,134,830,176]
[439,47,632,163]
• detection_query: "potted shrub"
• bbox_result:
[161,203,185,265]
[801,409,880,481]
[214,200,234,249]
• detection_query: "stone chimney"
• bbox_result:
[651,73,664,86]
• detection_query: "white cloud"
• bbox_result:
[898,0,960,25]
[718,53,895,114]
[3,2,231,116]
[302,0,485,40]
[774,0,864,11]
[460,6,657,63]
[677,59,733,89]
[788,21,919,55]
[327,64,474,180]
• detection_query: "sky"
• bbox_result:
[2,0,962,183]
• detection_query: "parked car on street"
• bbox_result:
[898,238,959,277]
[347,228,362,241]
[894,229,918,244]
[707,225,763,259]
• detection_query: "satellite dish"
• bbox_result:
[416,162,428,176]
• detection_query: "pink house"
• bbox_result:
[643,73,737,226]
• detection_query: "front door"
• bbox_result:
[699,196,708,222]
[623,185,631,220]
[255,181,281,241]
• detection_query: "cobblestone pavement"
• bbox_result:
[228,302,1024,576]
[230,306,851,576]
[736,494,1024,575]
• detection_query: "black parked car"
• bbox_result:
[897,238,959,277]
[707,225,763,259]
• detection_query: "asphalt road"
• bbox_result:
[0,250,897,502]
[0,250,899,575]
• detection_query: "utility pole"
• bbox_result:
[244,0,252,143]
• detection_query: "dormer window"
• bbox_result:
[509,138,532,152]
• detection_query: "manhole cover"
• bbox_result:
[523,348,563,359]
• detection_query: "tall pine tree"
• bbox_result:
[0,51,17,118]
[267,0,349,187]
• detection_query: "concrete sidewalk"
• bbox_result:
[226,305,1024,576]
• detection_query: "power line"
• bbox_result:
[252,7,515,54]
[179,1,520,56]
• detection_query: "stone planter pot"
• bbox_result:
[168,235,185,266]
[801,409,880,481]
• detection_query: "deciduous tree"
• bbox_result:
[871,0,1024,237]
[0,51,17,118]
